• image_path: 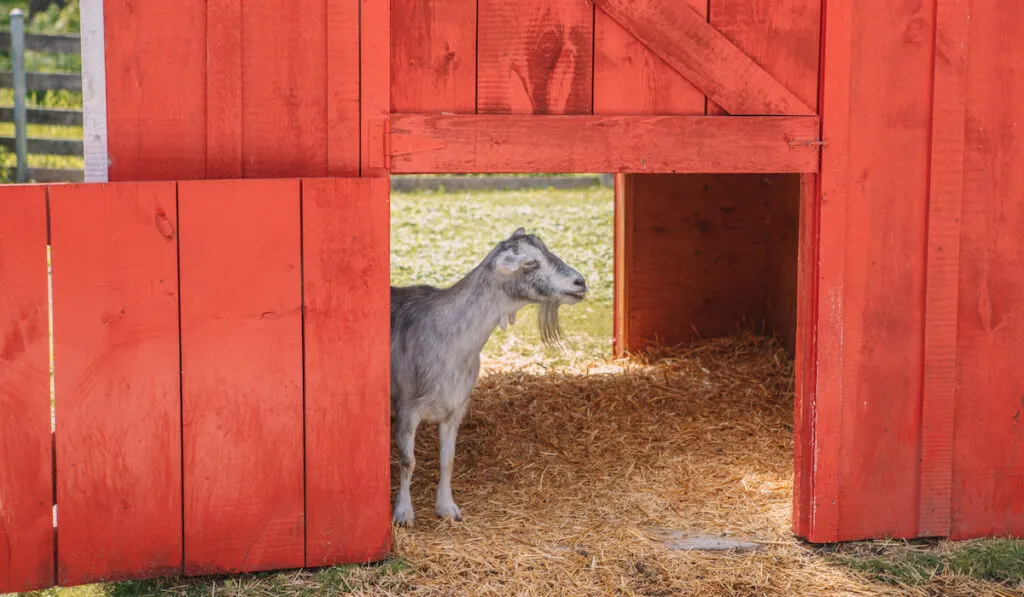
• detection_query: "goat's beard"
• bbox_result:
[538,300,565,348]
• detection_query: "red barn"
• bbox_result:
[1,0,1021,591]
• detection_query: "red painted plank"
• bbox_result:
[50,182,182,584]
[593,1,706,115]
[104,0,206,181]
[0,186,53,593]
[389,114,821,174]
[303,178,391,566]
[206,0,243,179]
[594,0,814,115]
[919,0,969,538]
[241,0,328,177]
[477,0,594,114]
[832,0,933,541]
[361,0,391,177]
[708,0,821,114]
[951,0,1024,539]
[327,0,361,176]
[391,0,476,113]
[179,179,304,574]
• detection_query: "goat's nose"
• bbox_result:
[573,276,586,290]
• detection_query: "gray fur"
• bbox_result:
[390,227,586,525]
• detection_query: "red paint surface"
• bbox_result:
[303,178,391,565]
[178,179,304,574]
[0,186,53,593]
[50,182,183,584]
[361,0,390,176]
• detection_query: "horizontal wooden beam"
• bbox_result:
[0,71,82,92]
[389,114,821,173]
[594,0,815,115]
[0,106,83,126]
[27,167,84,183]
[0,135,83,156]
[0,31,81,54]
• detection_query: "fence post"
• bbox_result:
[10,8,29,183]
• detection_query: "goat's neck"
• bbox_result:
[441,265,522,357]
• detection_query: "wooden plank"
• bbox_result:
[477,0,593,114]
[0,186,53,593]
[708,0,821,115]
[389,114,821,173]
[765,175,801,353]
[104,0,206,181]
[361,0,390,177]
[0,136,83,156]
[28,168,84,183]
[0,106,83,126]
[50,182,182,585]
[612,173,631,356]
[0,31,81,54]
[594,0,814,115]
[327,0,361,176]
[951,0,1024,540]
[241,0,327,178]
[593,1,706,115]
[919,0,969,539]
[807,0,851,543]
[303,178,391,566]
[0,72,81,92]
[81,0,108,183]
[206,0,242,178]
[830,0,933,541]
[179,179,304,574]
[391,0,476,113]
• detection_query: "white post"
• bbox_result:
[80,0,108,183]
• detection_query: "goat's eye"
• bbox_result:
[522,259,540,270]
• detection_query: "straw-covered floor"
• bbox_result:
[378,334,1012,597]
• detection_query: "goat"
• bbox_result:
[389,227,587,526]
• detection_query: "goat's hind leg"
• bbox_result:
[392,410,420,526]
[436,407,467,521]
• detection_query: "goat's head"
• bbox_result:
[491,227,587,346]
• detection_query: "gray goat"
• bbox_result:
[390,227,587,525]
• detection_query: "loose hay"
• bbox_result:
[383,334,1017,597]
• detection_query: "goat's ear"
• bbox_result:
[495,250,525,275]
[510,227,526,239]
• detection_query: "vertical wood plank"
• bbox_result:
[361,0,391,177]
[0,186,53,593]
[303,178,391,566]
[828,0,935,541]
[708,0,821,114]
[477,0,594,114]
[951,0,1024,539]
[327,0,362,176]
[391,0,477,113]
[919,0,969,539]
[593,0,706,115]
[241,0,328,178]
[179,179,304,574]
[50,182,182,585]
[103,0,206,181]
[206,0,243,179]
[612,173,631,356]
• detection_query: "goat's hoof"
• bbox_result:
[392,504,415,527]
[436,503,462,522]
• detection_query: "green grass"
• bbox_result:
[828,538,1024,587]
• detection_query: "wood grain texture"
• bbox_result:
[612,173,631,356]
[303,178,391,566]
[327,0,361,176]
[361,0,390,177]
[391,0,476,113]
[50,182,182,585]
[919,0,969,539]
[594,0,814,115]
[0,186,53,593]
[708,0,821,114]
[622,174,799,350]
[477,0,593,114]
[593,1,706,115]
[179,179,304,574]
[390,114,821,173]
[765,175,801,352]
[206,0,243,178]
[241,0,328,177]
[833,0,934,541]
[103,0,206,181]
[951,0,1024,540]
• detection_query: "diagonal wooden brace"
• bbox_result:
[593,0,816,116]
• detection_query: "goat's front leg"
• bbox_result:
[436,408,466,521]
[392,411,420,527]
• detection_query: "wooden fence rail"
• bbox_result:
[0,9,83,184]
